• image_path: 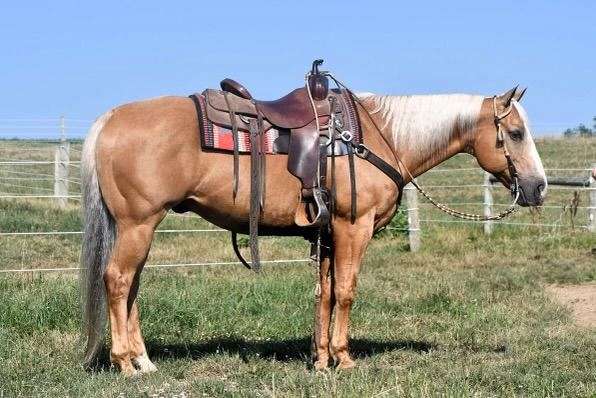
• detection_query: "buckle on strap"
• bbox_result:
[511,177,519,196]
[339,130,353,142]
[354,143,370,158]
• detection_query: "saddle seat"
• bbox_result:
[220,78,330,129]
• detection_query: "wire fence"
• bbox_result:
[0,259,311,274]
[0,132,594,274]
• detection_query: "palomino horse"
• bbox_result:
[81,85,546,375]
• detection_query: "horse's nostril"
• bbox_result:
[535,183,546,201]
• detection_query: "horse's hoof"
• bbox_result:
[132,353,158,374]
[138,361,158,374]
[336,358,356,370]
[120,365,139,377]
[313,359,329,371]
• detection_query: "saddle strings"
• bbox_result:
[326,74,519,222]
[304,71,324,296]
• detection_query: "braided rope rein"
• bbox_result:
[327,74,520,222]
[409,178,519,221]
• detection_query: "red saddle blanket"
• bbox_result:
[194,89,361,155]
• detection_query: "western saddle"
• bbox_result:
[191,60,364,270]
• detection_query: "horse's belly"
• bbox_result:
[187,152,306,235]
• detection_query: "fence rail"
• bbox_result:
[1,137,594,273]
[402,164,595,249]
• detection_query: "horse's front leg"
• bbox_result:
[312,244,334,370]
[329,214,374,369]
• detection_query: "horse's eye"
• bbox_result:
[509,130,524,142]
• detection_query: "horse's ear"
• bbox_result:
[497,85,518,108]
[513,86,527,102]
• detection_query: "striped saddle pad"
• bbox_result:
[193,89,361,155]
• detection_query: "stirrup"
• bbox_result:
[295,188,330,227]
[311,188,330,226]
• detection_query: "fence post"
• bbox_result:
[483,172,493,235]
[405,183,421,252]
[589,163,595,233]
[54,116,69,209]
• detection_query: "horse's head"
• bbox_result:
[472,87,547,206]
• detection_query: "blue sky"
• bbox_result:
[0,0,594,138]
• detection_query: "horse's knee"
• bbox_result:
[334,286,354,308]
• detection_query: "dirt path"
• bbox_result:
[546,284,596,328]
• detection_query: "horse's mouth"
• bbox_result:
[493,173,546,207]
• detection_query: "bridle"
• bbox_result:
[403,96,522,221]
[327,75,521,221]
[493,95,520,199]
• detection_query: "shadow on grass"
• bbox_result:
[146,336,434,363]
[87,337,434,372]
[87,337,509,372]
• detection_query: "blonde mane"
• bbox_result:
[362,94,484,160]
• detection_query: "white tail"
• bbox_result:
[79,111,115,366]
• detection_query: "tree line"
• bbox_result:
[564,117,595,138]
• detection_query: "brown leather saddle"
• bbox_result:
[201,60,358,222]
[203,85,333,195]
[191,60,362,270]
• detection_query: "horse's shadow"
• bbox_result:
[146,336,434,363]
[88,336,433,372]
[89,336,510,372]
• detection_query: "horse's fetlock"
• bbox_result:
[110,349,130,364]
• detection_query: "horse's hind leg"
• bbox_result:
[104,221,157,376]
[128,282,157,373]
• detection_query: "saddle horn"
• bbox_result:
[308,59,329,101]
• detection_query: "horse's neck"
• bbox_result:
[362,94,484,177]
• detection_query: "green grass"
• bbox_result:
[0,138,595,397]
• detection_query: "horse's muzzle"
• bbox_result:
[516,177,547,207]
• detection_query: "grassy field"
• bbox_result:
[0,138,594,397]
